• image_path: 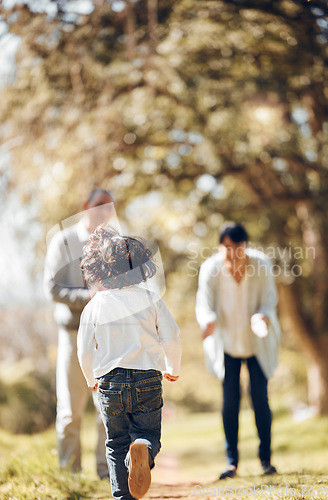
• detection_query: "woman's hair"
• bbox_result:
[81,226,157,289]
[219,222,249,244]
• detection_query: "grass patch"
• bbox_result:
[0,423,108,500]
[156,408,328,499]
[0,407,328,499]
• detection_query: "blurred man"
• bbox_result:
[196,222,281,479]
[44,188,114,478]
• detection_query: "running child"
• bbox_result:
[77,226,181,500]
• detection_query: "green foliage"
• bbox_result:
[2,0,328,410]
[0,366,56,434]
[2,0,327,219]
[2,0,327,277]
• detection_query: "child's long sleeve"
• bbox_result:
[77,307,97,387]
[155,299,181,376]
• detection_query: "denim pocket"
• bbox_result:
[98,388,124,416]
[136,384,163,413]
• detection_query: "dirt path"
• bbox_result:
[147,483,197,499]
[145,451,207,500]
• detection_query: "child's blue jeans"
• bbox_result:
[97,368,163,500]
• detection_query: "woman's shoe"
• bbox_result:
[219,465,237,480]
[262,462,277,475]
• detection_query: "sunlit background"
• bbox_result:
[1,0,328,494]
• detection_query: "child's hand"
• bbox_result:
[89,383,98,391]
[163,373,179,382]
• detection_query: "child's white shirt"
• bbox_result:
[77,285,181,387]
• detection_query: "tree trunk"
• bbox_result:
[148,0,158,50]
[307,358,328,414]
[279,283,328,415]
[124,0,136,60]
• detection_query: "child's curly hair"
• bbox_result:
[81,226,157,289]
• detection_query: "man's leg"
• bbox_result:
[247,356,272,466]
[56,327,88,472]
[222,353,242,469]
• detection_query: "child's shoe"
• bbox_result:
[128,442,151,499]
